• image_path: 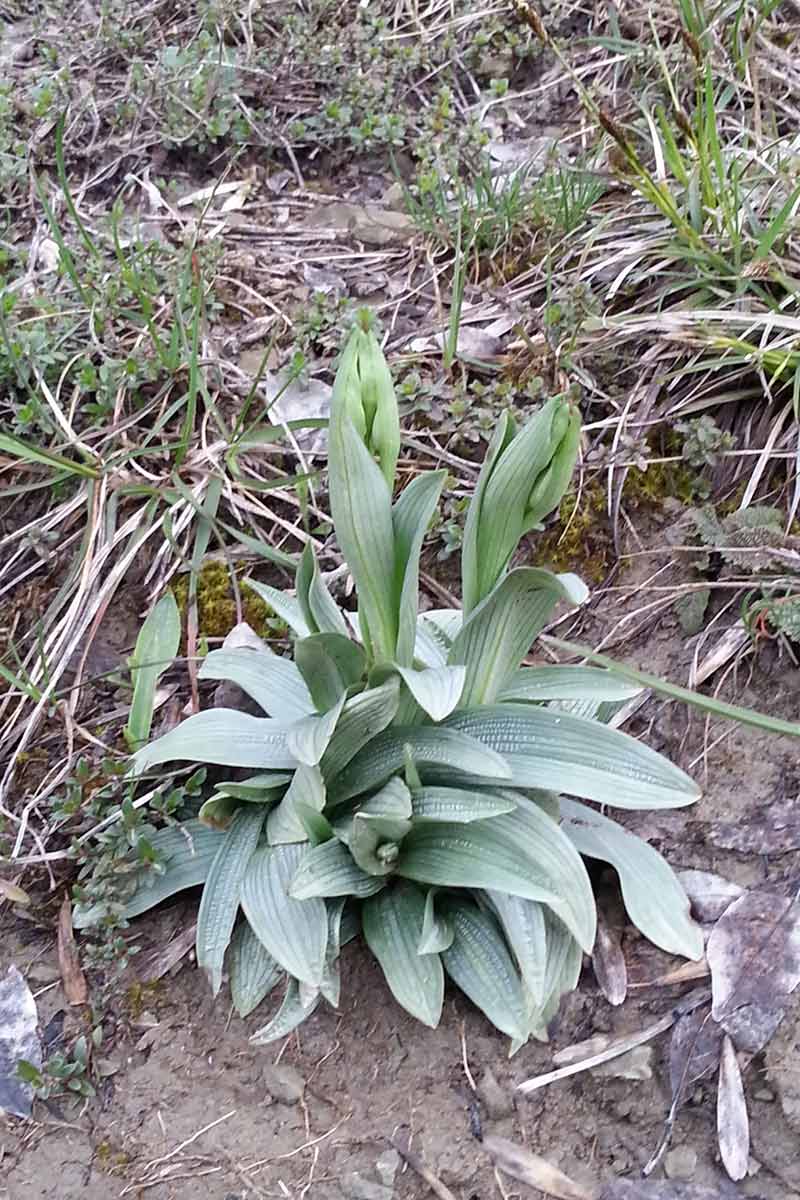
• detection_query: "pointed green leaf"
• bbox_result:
[328,407,397,661]
[461,411,515,615]
[392,471,447,665]
[290,838,386,899]
[240,844,329,987]
[320,900,346,1007]
[199,794,241,830]
[487,892,547,1003]
[199,646,315,720]
[395,664,465,721]
[249,977,319,1045]
[499,666,643,703]
[131,709,296,773]
[541,908,584,1020]
[212,772,293,802]
[411,786,516,823]
[296,542,349,636]
[418,889,454,954]
[244,579,311,637]
[126,591,181,747]
[440,899,528,1041]
[330,726,511,804]
[445,705,701,809]
[449,569,588,708]
[293,803,334,845]
[267,764,325,845]
[398,795,596,952]
[321,679,400,780]
[560,797,704,959]
[360,776,413,819]
[229,919,282,1017]
[73,821,225,927]
[286,695,345,766]
[294,633,366,713]
[363,884,444,1027]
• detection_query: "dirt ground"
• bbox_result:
[3,542,800,1200]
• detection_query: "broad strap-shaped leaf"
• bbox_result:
[394,664,465,721]
[244,579,311,638]
[131,709,297,773]
[413,619,448,669]
[126,591,181,747]
[199,794,241,830]
[398,795,596,952]
[560,798,704,960]
[540,908,584,1024]
[267,764,325,845]
[241,844,328,987]
[359,776,414,818]
[392,471,447,665]
[73,820,225,927]
[461,411,515,615]
[249,976,319,1045]
[444,704,701,810]
[418,888,454,954]
[196,806,266,994]
[330,725,512,804]
[286,695,345,766]
[499,666,643,704]
[440,898,528,1042]
[294,633,366,713]
[449,569,588,708]
[211,772,293,802]
[328,405,397,661]
[198,646,315,721]
[363,883,444,1027]
[321,679,400,781]
[411,786,517,823]
[290,838,386,899]
[229,919,282,1018]
[487,891,547,1004]
[320,899,346,1007]
[296,542,350,636]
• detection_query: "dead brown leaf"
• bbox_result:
[669,1002,724,1107]
[481,1134,598,1200]
[711,795,800,855]
[592,897,627,1007]
[57,894,87,1006]
[717,1034,749,1181]
[706,888,800,1053]
[677,870,744,923]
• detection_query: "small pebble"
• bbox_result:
[478,1068,514,1119]
[376,1149,399,1190]
[262,1064,306,1105]
[664,1146,697,1180]
[342,1173,391,1200]
[753,1088,775,1102]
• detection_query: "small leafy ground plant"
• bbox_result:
[77,314,703,1048]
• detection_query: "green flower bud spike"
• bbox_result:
[330,311,400,491]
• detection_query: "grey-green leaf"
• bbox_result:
[441,899,528,1041]
[363,884,444,1027]
[418,889,454,954]
[398,795,596,952]
[290,839,386,899]
[267,764,325,845]
[244,579,311,638]
[499,666,643,704]
[240,845,328,987]
[449,569,588,707]
[445,705,701,810]
[73,821,225,927]
[330,726,512,804]
[249,977,319,1045]
[196,806,266,994]
[131,709,296,773]
[487,892,547,1003]
[286,695,345,766]
[229,919,282,1018]
[294,633,366,713]
[296,542,350,636]
[126,591,181,747]
[395,664,466,721]
[198,646,315,720]
[321,679,400,781]
[411,786,517,823]
[392,471,447,665]
[560,797,704,959]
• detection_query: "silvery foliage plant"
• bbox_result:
[78,312,703,1047]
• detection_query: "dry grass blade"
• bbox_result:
[57,893,88,1006]
[717,1035,749,1182]
[480,1134,598,1200]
